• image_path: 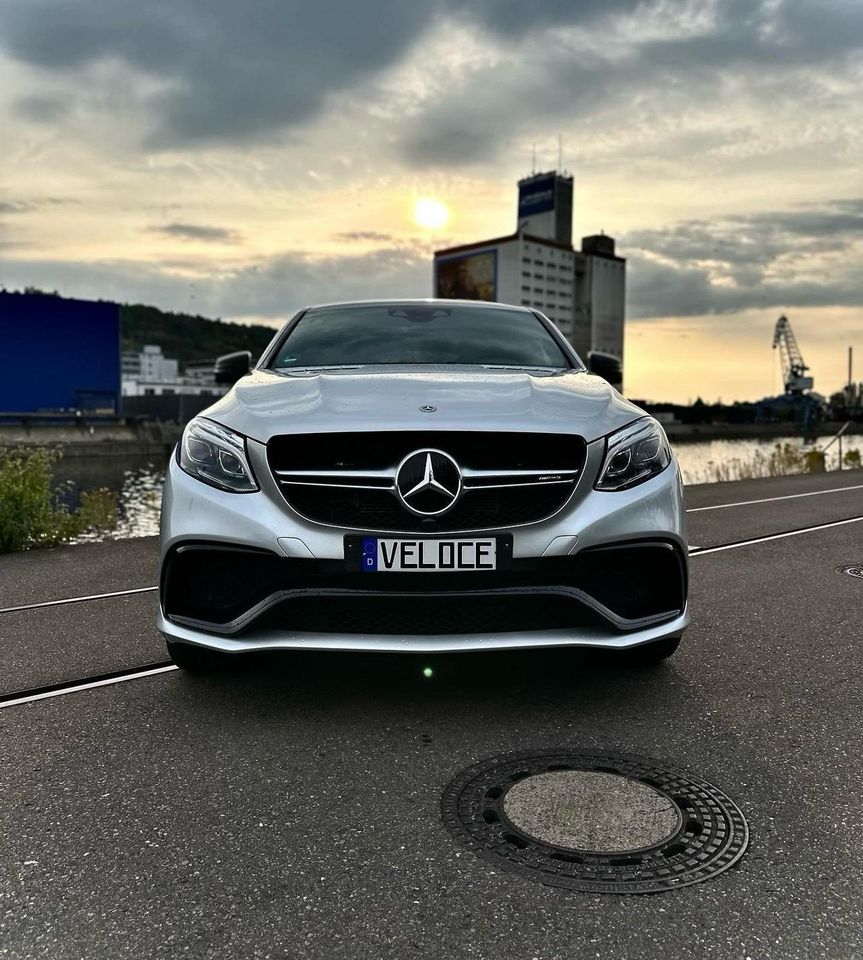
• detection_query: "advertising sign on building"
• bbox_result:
[517,175,556,218]
[435,250,497,301]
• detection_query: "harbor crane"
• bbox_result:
[772,314,814,395]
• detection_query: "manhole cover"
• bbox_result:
[837,563,863,580]
[504,770,682,852]
[441,750,749,894]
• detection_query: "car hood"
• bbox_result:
[202,367,645,444]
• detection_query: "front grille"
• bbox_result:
[162,541,685,635]
[267,431,585,532]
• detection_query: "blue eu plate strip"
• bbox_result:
[361,537,378,572]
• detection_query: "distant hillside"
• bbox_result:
[121,303,277,369]
[4,288,278,370]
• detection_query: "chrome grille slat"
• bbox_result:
[279,480,397,491]
[462,478,575,489]
[273,468,393,479]
[275,466,579,491]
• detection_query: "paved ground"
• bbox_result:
[0,470,861,959]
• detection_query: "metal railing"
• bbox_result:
[821,421,853,470]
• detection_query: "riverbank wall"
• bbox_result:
[3,419,860,451]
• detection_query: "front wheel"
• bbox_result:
[166,639,227,673]
[625,634,681,665]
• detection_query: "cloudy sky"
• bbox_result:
[1,0,861,401]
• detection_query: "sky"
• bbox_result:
[1,0,861,402]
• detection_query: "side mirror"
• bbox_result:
[587,351,622,391]
[214,350,252,386]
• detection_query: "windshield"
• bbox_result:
[269,304,573,370]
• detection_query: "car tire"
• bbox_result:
[626,634,681,665]
[166,640,226,673]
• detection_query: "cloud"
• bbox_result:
[396,0,863,167]
[1,0,436,147]
[0,0,682,151]
[627,255,863,318]
[624,198,863,318]
[146,222,242,243]
[0,201,33,214]
[15,94,65,123]
[0,245,431,321]
[0,197,74,214]
[5,197,860,324]
[333,231,395,243]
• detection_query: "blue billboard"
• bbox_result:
[0,292,121,414]
[518,174,556,217]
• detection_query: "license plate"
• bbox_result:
[361,537,497,572]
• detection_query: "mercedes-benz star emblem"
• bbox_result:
[395,449,462,517]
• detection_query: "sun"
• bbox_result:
[413,197,449,230]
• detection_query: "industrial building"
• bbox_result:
[121,344,223,398]
[0,291,121,414]
[121,344,179,385]
[434,172,626,387]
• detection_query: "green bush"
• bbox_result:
[0,446,117,553]
[843,448,861,469]
[802,448,826,473]
[698,441,832,483]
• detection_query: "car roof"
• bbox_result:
[300,298,535,312]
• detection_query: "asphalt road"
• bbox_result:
[0,470,861,959]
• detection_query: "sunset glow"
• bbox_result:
[413,198,449,230]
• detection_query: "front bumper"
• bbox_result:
[158,437,689,654]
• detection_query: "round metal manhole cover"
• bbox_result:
[836,562,863,580]
[441,750,749,894]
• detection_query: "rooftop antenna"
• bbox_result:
[557,134,562,172]
[531,143,536,175]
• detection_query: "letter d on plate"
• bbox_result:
[361,537,378,572]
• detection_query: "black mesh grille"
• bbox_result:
[282,484,572,532]
[267,431,585,531]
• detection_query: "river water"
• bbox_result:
[61,432,860,544]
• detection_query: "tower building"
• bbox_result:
[433,172,626,389]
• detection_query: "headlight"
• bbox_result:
[178,417,258,493]
[595,417,672,491]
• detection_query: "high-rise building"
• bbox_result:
[433,172,626,388]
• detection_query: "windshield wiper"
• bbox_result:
[480,364,567,372]
[277,364,365,372]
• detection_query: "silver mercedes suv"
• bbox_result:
[158,300,688,671]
